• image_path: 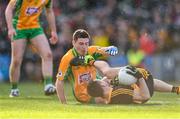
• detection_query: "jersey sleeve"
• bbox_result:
[88,46,108,60]
[9,0,17,6]
[110,85,133,104]
[45,0,52,8]
[9,0,16,3]
[56,53,73,81]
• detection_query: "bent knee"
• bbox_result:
[141,94,151,101]
[11,58,22,67]
[42,51,53,61]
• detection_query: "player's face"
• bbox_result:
[99,80,109,88]
[73,38,89,55]
[99,80,112,97]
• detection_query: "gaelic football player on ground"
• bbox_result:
[86,65,180,104]
[56,29,118,104]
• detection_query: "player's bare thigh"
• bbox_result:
[30,34,52,58]
[11,39,27,61]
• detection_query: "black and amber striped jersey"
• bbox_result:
[109,68,154,104]
[109,85,134,104]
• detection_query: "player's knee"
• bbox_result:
[43,51,52,61]
[141,94,150,101]
[12,58,22,67]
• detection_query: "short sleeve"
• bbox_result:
[56,51,74,81]
[45,0,52,8]
[88,46,108,60]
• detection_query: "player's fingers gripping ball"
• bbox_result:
[105,46,118,56]
[125,65,143,79]
[125,65,136,72]
[70,56,85,66]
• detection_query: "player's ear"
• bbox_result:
[72,40,75,46]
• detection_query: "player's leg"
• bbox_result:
[30,33,55,95]
[153,79,180,94]
[9,39,27,97]
[133,78,151,103]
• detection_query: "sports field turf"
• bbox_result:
[0,81,180,119]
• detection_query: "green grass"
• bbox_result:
[0,82,180,119]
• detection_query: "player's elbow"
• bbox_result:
[102,69,115,79]
[102,69,110,77]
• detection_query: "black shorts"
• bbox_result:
[140,70,154,103]
[145,72,154,97]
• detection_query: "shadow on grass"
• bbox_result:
[71,102,163,107]
[0,96,57,101]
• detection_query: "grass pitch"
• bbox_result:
[0,81,180,119]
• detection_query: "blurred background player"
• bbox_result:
[5,0,58,97]
[56,29,118,104]
[87,65,180,104]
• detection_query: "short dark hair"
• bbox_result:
[72,29,90,42]
[87,80,104,97]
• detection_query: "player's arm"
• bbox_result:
[133,78,151,103]
[99,46,118,56]
[70,56,121,79]
[126,66,150,102]
[93,60,121,79]
[70,54,123,79]
[45,0,58,44]
[89,46,118,57]
[55,55,71,104]
[5,0,16,40]
[56,79,67,104]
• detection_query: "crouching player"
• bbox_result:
[87,65,180,104]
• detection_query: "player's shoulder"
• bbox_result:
[88,46,102,54]
[61,49,74,62]
[88,46,101,50]
[45,0,52,8]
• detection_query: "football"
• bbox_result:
[118,67,137,85]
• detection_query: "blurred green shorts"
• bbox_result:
[13,28,44,40]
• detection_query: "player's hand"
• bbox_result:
[70,56,84,66]
[8,28,16,42]
[49,31,58,45]
[105,46,118,56]
[125,65,143,79]
[84,55,95,65]
[70,55,95,66]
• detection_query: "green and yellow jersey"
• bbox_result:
[10,0,52,30]
[56,46,108,103]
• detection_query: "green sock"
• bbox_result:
[44,76,53,85]
[11,82,18,89]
